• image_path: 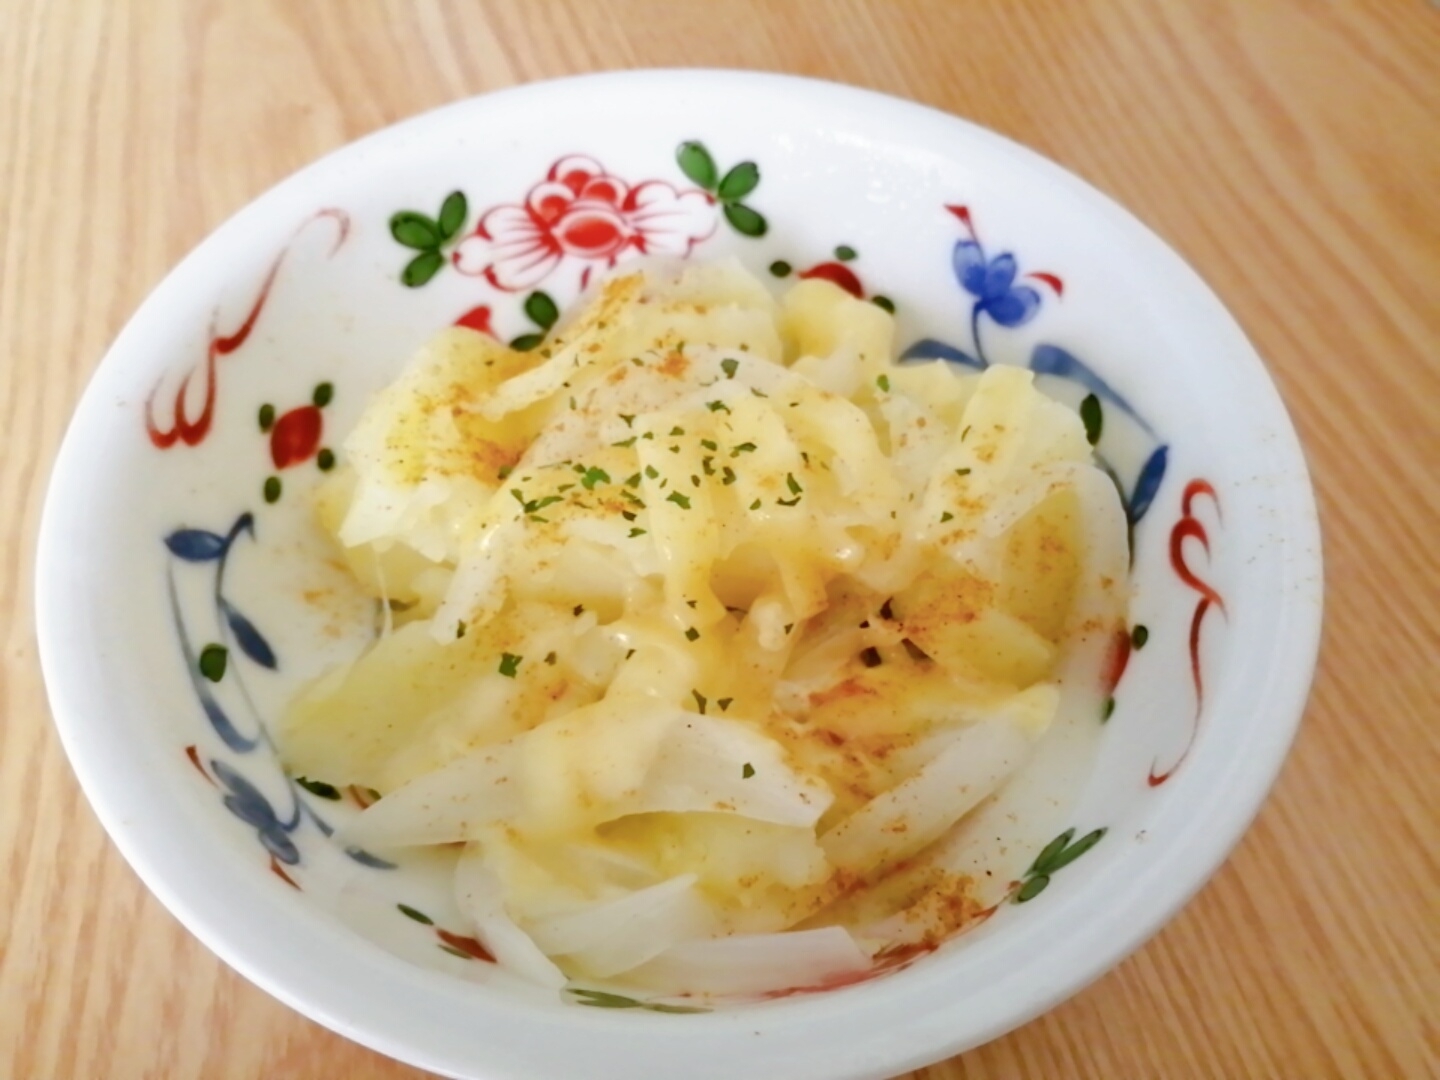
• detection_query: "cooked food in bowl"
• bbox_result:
[278,259,1128,996]
[35,71,1324,1080]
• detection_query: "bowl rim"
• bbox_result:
[35,68,1323,1080]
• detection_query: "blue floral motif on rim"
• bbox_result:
[211,758,300,864]
[900,204,1170,528]
[165,512,394,878]
[955,238,1042,338]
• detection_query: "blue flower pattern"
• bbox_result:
[167,512,393,882]
[212,759,299,864]
[900,205,1170,528]
[955,242,1042,330]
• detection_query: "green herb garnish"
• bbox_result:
[199,644,228,682]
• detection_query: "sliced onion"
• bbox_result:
[878,388,949,495]
[430,518,519,643]
[454,843,567,989]
[626,712,833,828]
[819,688,1056,878]
[626,926,871,997]
[554,838,659,894]
[374,706,830,845]
[479,275,643,421]
[341,739,520,849]
[525,875,713,978]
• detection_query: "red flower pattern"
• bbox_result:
[269,405,323,469]
[454,155,717,291]
[144,209,349,451]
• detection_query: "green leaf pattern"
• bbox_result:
[438,191,468,241]
[723,202,767,238]
[391,212,441,250]
[675,141,718,190]
[390,191,468,287]
[568,988,708,1014]
[674,140,767,238]
[716,161,760,201]
[524,291,559,330]
[402,250,444,288]
[1012,826,1107,903]
[1081,393,1104,445]
[198,643,228,682]
[507,289,561,350]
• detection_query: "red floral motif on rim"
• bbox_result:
[269,405,323,469]
[1150,479,1225,786]
[144,209,349,450]
[453,155,717,292]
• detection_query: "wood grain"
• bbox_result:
[2,1,1437,1077]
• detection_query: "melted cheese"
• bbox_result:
[279,258,1129,983]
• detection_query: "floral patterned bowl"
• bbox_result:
[35,71,1322,1080]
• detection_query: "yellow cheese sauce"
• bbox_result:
[279,259,1128,992]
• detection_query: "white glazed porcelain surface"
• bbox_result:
[36,70,1322,1080]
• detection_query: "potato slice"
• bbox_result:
[1000,485,1083,642]
[890,562,1056,688]
[780,277,894,380]
[313,466,448,612]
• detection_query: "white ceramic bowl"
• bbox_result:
[36,71,1322,1080]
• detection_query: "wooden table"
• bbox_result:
[3,2,1436,1076]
